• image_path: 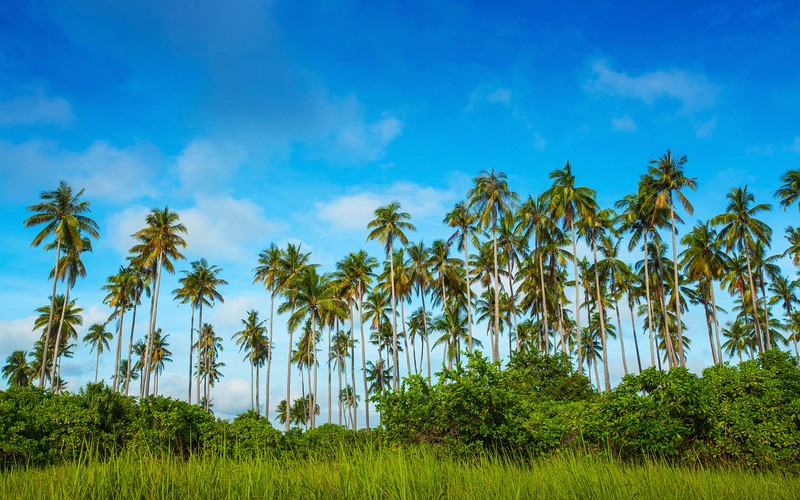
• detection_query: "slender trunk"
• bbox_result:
[95,348,100,383]
[591,239,611,392]
[613,287,628,376]
[250,364,254,410]
[628,296,643,373]
[421,291,431,383]
[537,234,550,354]
[311,312,318,430]
[285,311,294,432]
[643,234,657,368]
[125,301,138,396]
[570,219,582,372]
[196,303,204,405]
[557,295,567,356]
[337,352,343,426]
[349,301,357,429]
[50,283,70,391]
[592,355,601,391]
[654,245,677,367]
[40,239,61,388]
[669,203,685,366]
[113,304,126,392]
[388,241,399,389]
[267,289,275,418]
[744,250,765,352]
[760,279,772,349]
[464,237,474,354]
[704,301,717,365]
[358,291,369,430]
[140,276,156,398]
[709,280,723,365]
[187,307,195,404]
[256,364,260,416]
[492,210,501,362]
[144,256,163,397]
[401,300,411,378]
[508,259,518,351]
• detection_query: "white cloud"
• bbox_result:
[181,194,288,261]
[486,88,512,105]
[106,205,152,256]
[0,316,38,358]
[788,137,800,153]
[314,182,456,232]
[532,132,547,150]
[587,60,719,113]
[322,110,405,164]
[0,93,73,126]
[467,85,513,112]
[747,144,775,156]
[0,139,162,202]
[176,140,247,194]
[611,115,637,132]
[694,115,718,138]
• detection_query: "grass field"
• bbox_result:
[2,447,798,499]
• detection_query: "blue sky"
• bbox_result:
[1,1,799,420]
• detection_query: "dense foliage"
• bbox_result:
[2,350,798,473]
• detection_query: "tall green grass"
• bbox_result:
[2,447,797,499]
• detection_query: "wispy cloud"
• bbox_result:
[788,137,800,153]
[611,115,637,132]
[0,92,73,127]
[586,60,719,113]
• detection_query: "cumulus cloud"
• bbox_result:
[0,139,162,202]
[611,115,637,132]
[0,316,38,357]
[587,60,719,113]
[0,92,73,126]
[314,182,457,232]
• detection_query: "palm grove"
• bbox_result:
[6,154,800,430]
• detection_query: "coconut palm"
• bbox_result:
[83,322,113,383]
[467,169,519,362]
[776,169,800,211]
[711,186,772,353]
[366,202,416,388]
[722,320,751,362]
[122,261,149,396]
[365,359,392,396]
[3,351,33,387]
[103,266,136,392]
[150,329,172,396]
[33,294,83,385]
[598,234,633,376]
[444,202,480,352]
[24,181,99,388]
[253,243,282,418]
[543,162,595,370]
[196,323,223,411]
[680,222,729,364]
[769,275,800,357]
[648,150,696,367]
[406,242,433,378]
[233,310,269,414]
[130,207,187,397]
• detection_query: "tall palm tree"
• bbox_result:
[253,243,283,418]
[648,150,696,366]
[776,169,800,212]
[598,234,633,376]
[24,181,99,388]
[769,275,799,357]
[103,266,135,392]
[173,270,199,403]
[543,162,594,369]
[233,310,269,415]
[150,329,172,396]
[130,207,187,397]
[367,202,415,389]
[467,169,519,362]
[680,222,729,364]
[3,351,33,387]
[123,261,149,396]
[711,186,772,353]
[444,202,479,353]
[276,243,315,431]
[84,322,113,383]
[196,323,223,411]
[49,239,89,390]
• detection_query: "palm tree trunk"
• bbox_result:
[653,245,677,367]
[348,301,357,429]
[508,260,518,350]
[144,255,163,397]
[421,291,431,383]
[613,290,628,376]
[250,363,254,410]
[628,296,642,373]
[744,251,765,352]
[491,210,501,363]
[570,219,583,372]
[256,364,260,416]
[591,239,611,392]
[669,203,686,366]
[709,280,723,365]
[557,295,567,356]
[196,303,203,405]
[40,238,61,388]
[285,318,294,432]
[704,302,717,365]
[642,235,657,368]
[187,307,195,404]
[537,235,550,353]
[358,293,369,430]
[388,241,400,389]
[760,279,772,349]
[50,282,70,391]
[464,237,474,354]
[337,353,343,426]
[401,300,411,377]
[113,305,126,392]
[311,313,319,430]
[141,275,156,398]
[125,301,138,396]
[267,289,275,418]
[95,348,100,383]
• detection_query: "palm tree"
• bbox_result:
[150,329,172,396]
[103,266,135,392]
[48,239,89,390]
[543,162,594,370]
[123,261,149,396]
[130,207,187,397]
[467,169,519,362]
[173,270,199,403]
[722,320,751,362]
[444,202,479,353]
[648,150,696,366]
[711,187,772,353]
[253,243,282,419]
[84,322,113,383]
[24,181,99,388]
[598,234,633,375]
[365,359,392,396]
[366,202,416,389]
[3,351,33,387]
[776,169,800,211]
[196,323,223,411]
[33,294,83,386]
[276,243,315,431]
[769,275,800,357]
[233,310,269,415]
[680,222,729,364]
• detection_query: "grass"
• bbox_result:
[2,447,798,499]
